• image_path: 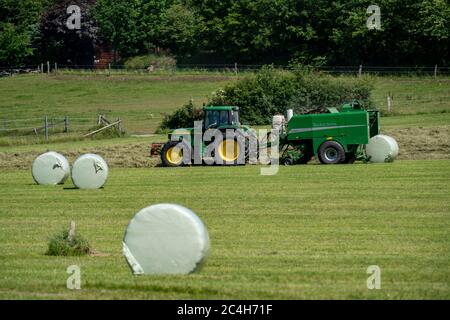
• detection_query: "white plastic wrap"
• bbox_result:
[123,204,210,275]
[32,152,70,185]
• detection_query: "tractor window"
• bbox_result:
[205,111,219,128]
[231,110,239,125]
[219,111,229,125]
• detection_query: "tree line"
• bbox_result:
[1,0,449,67]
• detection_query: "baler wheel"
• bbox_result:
[282,158,294,166]
[318,141,345,164]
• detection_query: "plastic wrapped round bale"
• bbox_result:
[123,204,210,275]
[366,135,399,163]
[71,154,108,189]
[32,151,70,185]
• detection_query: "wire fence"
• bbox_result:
[1,63,450,76]
[0,115,99,140]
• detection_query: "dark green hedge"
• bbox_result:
[210,66,374,125]
[157,66,374,131]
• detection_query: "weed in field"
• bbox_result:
[46,227,91,257]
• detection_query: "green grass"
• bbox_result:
[371,76,450,115]
[0,73,449,139]
[0,74,232,134]
[381,113,450,129]
[0,161,449,299]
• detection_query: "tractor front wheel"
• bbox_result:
[318,141,345,165]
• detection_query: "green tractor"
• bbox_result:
[160,106,254,167]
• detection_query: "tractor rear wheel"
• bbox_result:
[161,141,186,167]
[217,137,245,166]
[318,141,345,164]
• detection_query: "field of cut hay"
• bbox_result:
[0,161,449,299]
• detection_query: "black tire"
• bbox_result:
[318,141,345,164]
[282,158,293,166]
[161,141,187,167]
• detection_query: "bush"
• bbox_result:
[123,54,177,70]
[209,66,374,124]
[288,72,374,115]
[46,229,90,256]
[156,66,374,131]
[156,100,203,133]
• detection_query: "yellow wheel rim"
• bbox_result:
[218,139,240,162]
[166,146,183,165]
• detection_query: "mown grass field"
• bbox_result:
[0,72,449,300]
[0,161,449,299]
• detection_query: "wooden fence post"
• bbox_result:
[387,93,392,113]
[358,64,363,77]
[44,116,49,141]
[234,62,238,76]
[47,61,50,75]
[434,64,438,79]
[64,116,68,133]
[117,118,122,134]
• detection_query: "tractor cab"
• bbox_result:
[203,106,240,130]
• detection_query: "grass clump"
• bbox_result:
[46,229,91,257]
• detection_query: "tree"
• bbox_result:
[0,23,33,66]
[159,3,203,55]
[40,0,98,66]
[139,0,174,52]
[94,0,142,59]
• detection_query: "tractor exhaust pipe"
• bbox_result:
[286,109,294,122]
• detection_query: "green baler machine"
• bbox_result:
[159,102,382,166]
[279,102,380,165]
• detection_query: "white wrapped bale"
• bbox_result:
[366,135,399,163]
[71,154,108,189]
[32,152,70,185]
[123,204,210,275]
